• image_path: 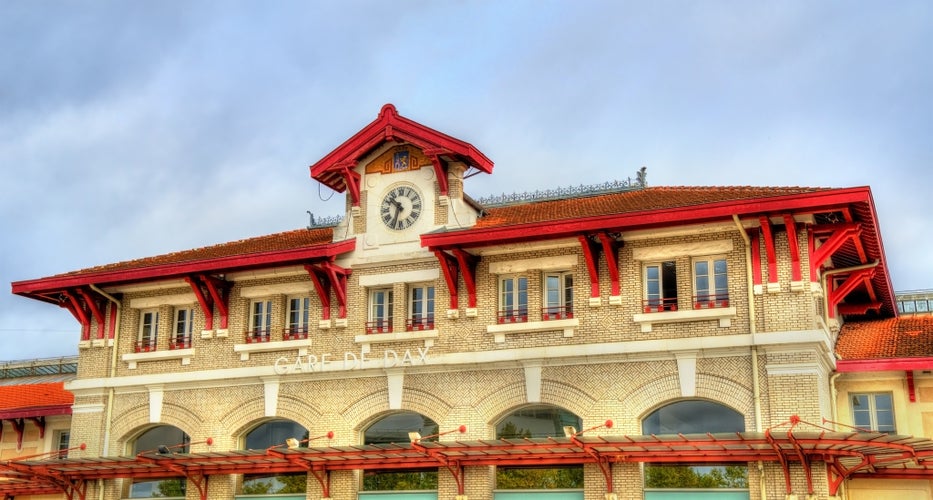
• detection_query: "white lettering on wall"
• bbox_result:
[273,346,430,375]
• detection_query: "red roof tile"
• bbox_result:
[48,227,335,280]
[474,186,831,229]
[0,382,73,413]
[836,317,933,360]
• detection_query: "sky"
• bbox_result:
[1,1,931,360]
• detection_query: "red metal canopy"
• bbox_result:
[5,427,933,500]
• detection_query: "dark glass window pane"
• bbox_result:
[245,420,308,450]
[642,400,744,435]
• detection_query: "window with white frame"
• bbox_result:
[368,288,394,334]
[171,307,194,350]
[247,299,272,343]
[499,276,528,323]
[408,284,434,331]
[136,309,159,352]
[851,393,895,433]
[285,296,310,339]
[543,271,573,320]
[55,430,71,458]
[693,256,729,308]
[644,261,677,312]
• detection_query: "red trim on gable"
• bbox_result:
[837,358,933,372]
[13,239,356,298]
[309,104,493,193]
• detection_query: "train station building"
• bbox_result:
[4,105,933,500]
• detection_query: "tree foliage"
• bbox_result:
[363,470,438,490]
[496,466,583,489]
[645,465,748,489]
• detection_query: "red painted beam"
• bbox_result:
[578,235,602,299]
[598,232,621,297]
[837,358,933,372]
[759,216,778,285]
[76,289,105,340]
[185,277,215,331]
[783,215,802,282]
[434,251,459,311]
[452,249,478,309]
[305,265,332,321]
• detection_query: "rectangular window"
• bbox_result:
[285,296,310,340]
[693,257,729,308]
[918,300,930,313]
[170,307,193,350]
[368,288,394,334]
[543,271,573,320]
[56,430,70,458]
[136,310,159,352]
[408,285,435,331]
[499,276,528,323]
[247,299,272,343]
[644,261,677,312]
[852,393,895,433]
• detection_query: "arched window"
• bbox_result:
[239,419,308,496]
[129,425,188,499]
[495,405,583,491]
[642,400,749,500]
[361,411,438,492]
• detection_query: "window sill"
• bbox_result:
[632,306,736,333]
[354,330,438,354]
[486,318,579,343]
[122,348,195,370]
[233,338,310,361]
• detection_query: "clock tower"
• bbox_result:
[309,104,494,262]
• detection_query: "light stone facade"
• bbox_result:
[13,108,912,500]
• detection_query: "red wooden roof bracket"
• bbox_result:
[305,261,351,319]
[28,416,45,439]
[199,275,230,329]
[304,265,331,321]
[340,162,361,207]
[578,235,602,299]
[598,233,622,297]
[185,276,215,331]
[829,267,876,316]
[76,288,106,340]
[783,215,802,282]
[809,224,861,281]
[908,370,916,402]
[61,290,91,341]
[452,249,478,309]
[758,216,778,285]
[434,251,460,310]
[424,150,450,197]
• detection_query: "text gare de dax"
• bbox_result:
[273,347,431,374]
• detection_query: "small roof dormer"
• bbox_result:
[309,104,493,208]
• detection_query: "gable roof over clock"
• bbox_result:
[309,103,494,194]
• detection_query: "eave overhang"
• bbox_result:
[836,358,933,372]
[0,404,72,420]
[11,238,356,303]
[423,186,896,317]
[309,104,493,194]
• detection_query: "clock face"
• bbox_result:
[380,185,423,231]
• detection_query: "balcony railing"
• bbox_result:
[245,329,271,343]
[693,294,730,309]
[169,336,192,350]
[497,309,529,324]
[283,327,309,340]
[134,340,157,353]
[542,306,573,321]
[406,316,435,331]
[366,320,393,334]
[642,298,678,313]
